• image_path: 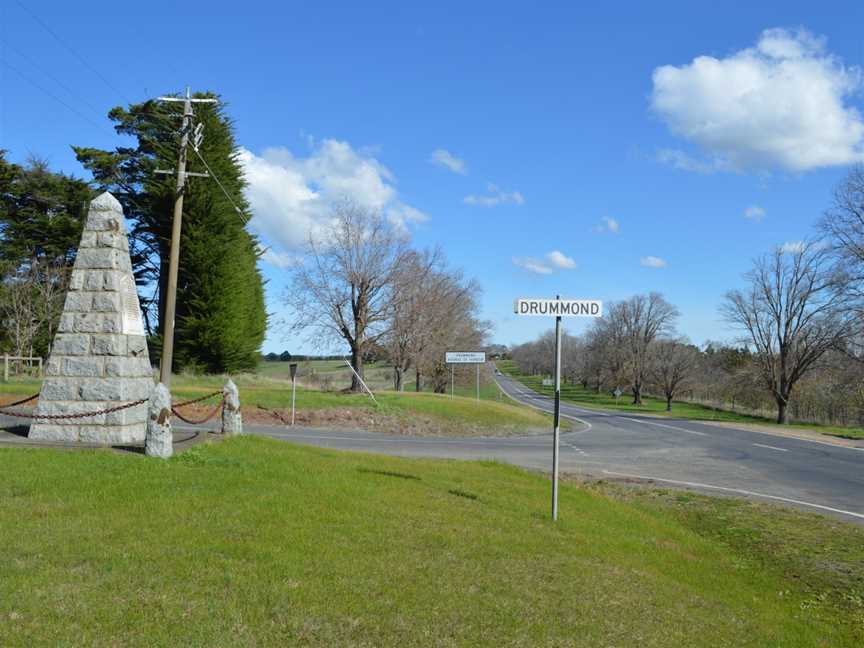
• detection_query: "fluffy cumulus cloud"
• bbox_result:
[744,205,766,222]
[640,256,667,268]
[513,251,576,274]
[594,216,620,234]
[545,250,577,269]
[464,183,525,207]
[239,140,427,261]
[430,148,467,174]
[651,28,864,172]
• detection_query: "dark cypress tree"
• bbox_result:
[74,92,267,373]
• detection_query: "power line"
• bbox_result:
[1,59,114,137]
[14,0,132,105]
[0,36,105,119]
[191,146,250,224]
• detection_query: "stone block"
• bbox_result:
[101,314,122,333]
[58,313,75,333]
[91,334,126,356]
[39,378,81,401]
[63,357,103,377]
[74,248,118,270]
[105,356,152,378]
[105,402,148,426]
[84,271,104,290]
[69,272,84,290]
[92,293,121,313]
[78,378,124,401]
[97,232,128,250]
[35,400,106,425]
[127,336,148,357]
[103,272,119,291]
[145,383,172,459]
[79,232,97,247]
[222,379,243,435]
[79,425,144,445]
[63,292,92,312]
[72,313,103,333]
[52,334,90,356]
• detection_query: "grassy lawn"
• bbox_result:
[497,360,864,441]
[0,373,554,437]
[0,437,860,646]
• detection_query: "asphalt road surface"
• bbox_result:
[3,373,863,522]
[237,372,864,523]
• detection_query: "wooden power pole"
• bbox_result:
[155,87,217,386]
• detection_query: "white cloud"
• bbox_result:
[512,257,553,275]
[464,183,525,207]
[239,140,427,252]
[594,216,620,234]
[430,148,467,175]
[259,248,302,269]
[744,205,766,222]
[513,250,576,274]
[651,28,864,172]
[545,250,577,270]
[780,240,806,253]
[640,256,667,268]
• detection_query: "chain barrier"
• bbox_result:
[0,389,225,425]
[171,398,225,425]
[0,397,148,420]
[172,390,223,408]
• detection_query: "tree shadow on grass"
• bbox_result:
[357,467,421,481]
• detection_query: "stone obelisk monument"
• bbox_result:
[29,192,154,444]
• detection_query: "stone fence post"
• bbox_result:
[222,379,242,435]
[145,383,172,459]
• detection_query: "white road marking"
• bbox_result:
[601,470,864,521]
[752,443,789,452]
[493,376,593,434]
[621,416,707,436]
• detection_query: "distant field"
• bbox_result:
[497,360,864,441]
[0,436,860,646]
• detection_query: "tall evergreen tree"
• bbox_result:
[74,92,267,373]
[0,152,93,357]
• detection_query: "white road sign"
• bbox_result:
[514,298,602,317]
[542,378,554,386]
[445,352,486,364]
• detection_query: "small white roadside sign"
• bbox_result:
[445,352,486,364]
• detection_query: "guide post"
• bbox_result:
[514,296,603,521]
[289,363,298,426]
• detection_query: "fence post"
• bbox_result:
[3,355,7,382]
[222,379,243,435]
[145,383,173,459]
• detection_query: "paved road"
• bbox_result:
[3,375,863,522]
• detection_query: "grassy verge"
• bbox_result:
[0,437,860,646]
[0,373,554,437]
[497,360,864,441]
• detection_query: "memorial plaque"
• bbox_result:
[121,274,145,336]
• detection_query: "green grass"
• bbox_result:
[497,360,864,441]
[0,437,860,646]
[1,373,554,436]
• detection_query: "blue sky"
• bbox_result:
[2,1,864,353]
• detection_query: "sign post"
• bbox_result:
[445,352,486,401]
[514,296,603,521]
[289,363,298,426]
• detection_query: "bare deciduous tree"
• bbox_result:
[608,293,679,405]
[649,338,698,412]
[721,241,854,424]
[0,258,67,357]
[284,201,410,392]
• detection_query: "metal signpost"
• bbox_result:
[445,352,487,400]
[514,297,603,521]
[289,363,298,426]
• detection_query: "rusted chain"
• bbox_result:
[0,397,148,420]
[171,398,224,425]
[0,393,40,408]
[172,390,223,408]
